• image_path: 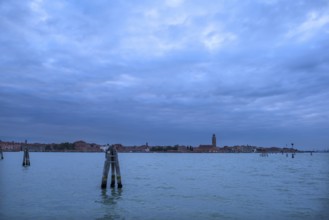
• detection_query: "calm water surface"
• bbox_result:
[1,152,328,219]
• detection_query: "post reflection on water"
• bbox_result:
[101,188,122,205]
[97,189,123,220]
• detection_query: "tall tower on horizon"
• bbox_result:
[212,134,216,147]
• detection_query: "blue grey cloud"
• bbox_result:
[1,0,329,149]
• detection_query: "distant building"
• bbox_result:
[196,134,219,152]
[197,145,217,152]
[26,145,46,152]
[0,141,21,151]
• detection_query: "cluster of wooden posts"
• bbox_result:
[101,145,122,189]
[1,145,123,189]
[0,147,31,165]
[260,152,268,157]
[282,152,296,158]
[22,148,31,166]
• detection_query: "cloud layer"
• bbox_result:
[1,0,329,149]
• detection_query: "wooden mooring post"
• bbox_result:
[101,145,122,189]
[114,148,122,188]
[0,147,3,160]
[22,148,30,166]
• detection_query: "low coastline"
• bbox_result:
[1,140,323,153]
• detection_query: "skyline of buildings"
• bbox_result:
[0,133,320,153]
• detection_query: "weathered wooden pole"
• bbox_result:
[114,148,122,188]
[110,149,116,188]
[101,148,111,189]
[101,145,123,189]
[22,148,30,166]
[0,147,3,159]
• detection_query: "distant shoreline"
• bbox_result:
[1,140,326,153]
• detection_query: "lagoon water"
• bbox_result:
[0,152,328,219]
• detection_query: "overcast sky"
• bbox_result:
[1,0,329,150]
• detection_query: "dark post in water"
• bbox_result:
[110,149,116,188]
[291,143,295,159]
[22,147,30,166]
[101,145,122,189]
[0,147,3,160]
[114,148,122,188]
[101,148,111,189]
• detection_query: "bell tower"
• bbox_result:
[212,134,216,147]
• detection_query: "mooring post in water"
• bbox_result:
[110,149,116,188]
[101,148,111,189]
[101,145,122,189]
[22,148,30,166]
[114,148,122,188]
[0,147,3,160]
[292,153,294,159]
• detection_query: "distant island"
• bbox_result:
[0,139,313,153]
